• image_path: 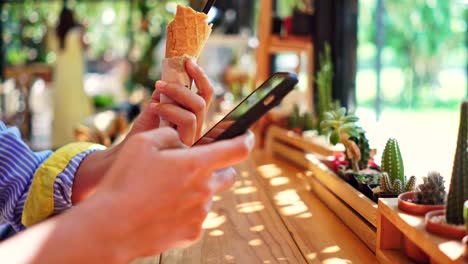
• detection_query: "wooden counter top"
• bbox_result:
[133,151,376,263]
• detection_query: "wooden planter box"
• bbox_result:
[265,126,378,252]
[377,198,466,263]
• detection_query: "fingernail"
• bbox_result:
[149,103,159,110]
[156,81,167,89]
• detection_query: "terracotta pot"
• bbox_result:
[398,192,445,216]
[425,210,467,240]
[402,236,429,264]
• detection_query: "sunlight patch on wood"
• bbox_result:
[237,201,265,213]
[321,245,340,253]
[307,253,317,260]
[281,202,308,216]
[209,229,224,237]
[323,258,351,264]
[202,212,226,229]
[248,239,263,246]
[234,186,257,195]
[257,164,283,179]
[398,213,422,227]
[274,189,300,206]
[270,176,290,186]
[297,212,313,218]
[249,225,265,232]
[439,241,465,260]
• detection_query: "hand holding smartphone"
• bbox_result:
[194,72,298,146]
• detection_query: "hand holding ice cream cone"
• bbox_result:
[160,5,212,127]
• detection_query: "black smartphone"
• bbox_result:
[194,72,298,146]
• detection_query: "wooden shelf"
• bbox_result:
[269,35,313,54]
[378,198,467,264]
[256,0,314,111]
[265,126,342,158]
[265,126,378,252]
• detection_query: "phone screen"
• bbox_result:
[195,73,292,145]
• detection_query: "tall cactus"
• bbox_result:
[380,138,415,195]
[316,43,334,133]
[446,101,468,225]
[381,138,405,184]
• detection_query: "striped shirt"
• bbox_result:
[0,121,97,231]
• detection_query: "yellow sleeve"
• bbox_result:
[22,142,105,227]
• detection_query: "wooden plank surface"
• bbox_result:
[306,155,378,227]
[378,198,467,264]
[251,151,378,263]
[133,150,377,263]
[307,175,377,252]
[158,151,308,264]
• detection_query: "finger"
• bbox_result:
[151,83,162,103]
[210,167,237,193]
[185,60,213,107]
[168,131,255,172]
[156,81,206,137]
[127,103,160,137]
[132,127,186,151]
[154,104,197,146]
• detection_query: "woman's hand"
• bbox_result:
[96,128,254,260]
[129,60,214,145]
[72,61,215,203]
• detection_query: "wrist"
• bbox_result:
[72,145,119,204]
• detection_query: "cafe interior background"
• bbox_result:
[0,0,468,262]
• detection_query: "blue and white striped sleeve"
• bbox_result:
[0,121,103,231]
[0,123,52,231]
[53,150,99,214]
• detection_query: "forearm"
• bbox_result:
[0,193,131,264]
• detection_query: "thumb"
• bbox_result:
[128,103,160,137]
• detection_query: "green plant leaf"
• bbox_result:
[330,129,340,145]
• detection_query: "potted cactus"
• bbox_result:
[398,171,446,216]
[426,101,468,240]
[372,138,416,202]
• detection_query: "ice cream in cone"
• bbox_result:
[165,5,212,59]
[160,5,212,127]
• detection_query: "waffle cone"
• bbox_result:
[165,5,212,59]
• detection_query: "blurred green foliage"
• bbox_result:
[357,0,467,109]
[2,0,187,90]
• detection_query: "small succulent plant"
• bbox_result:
[415,171,446,205]
[381,173,416,195]
[320,107,363,172]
